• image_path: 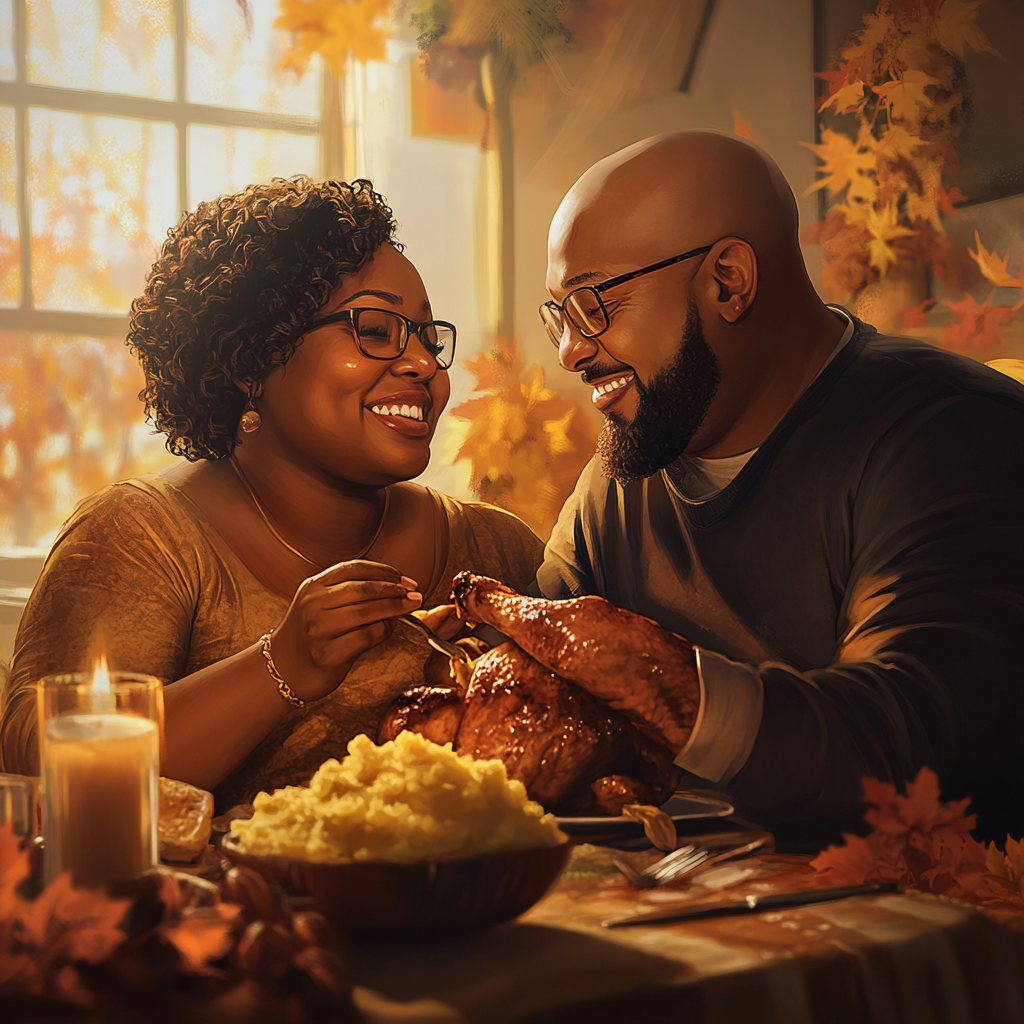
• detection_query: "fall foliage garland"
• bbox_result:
[803,0,1022,356]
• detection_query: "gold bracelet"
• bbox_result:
[260,630,306,708]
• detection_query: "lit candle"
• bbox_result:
[41,656,159,889]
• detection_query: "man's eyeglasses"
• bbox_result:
[539,244,713,347]
[304,308,457,369]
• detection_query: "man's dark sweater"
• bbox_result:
[536,317,1024,850]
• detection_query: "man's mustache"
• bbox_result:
[581,361,636,386]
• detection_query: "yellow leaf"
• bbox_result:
[800,127,876,200]
[732,111,761,145]
[875,125,924,165]
[969,230,1024,290]
[872,69,940,123]
[933,0,1001,60]
[818,79,865,116]
[865,201,915,274]
[905,161,946,234]
[274,0,391,77]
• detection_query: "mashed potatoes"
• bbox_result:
[231,731,565,863]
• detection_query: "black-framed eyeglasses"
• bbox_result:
[539,244,713,347]
[304,307,458,369]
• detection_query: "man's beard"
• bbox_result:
[596,297,721,486]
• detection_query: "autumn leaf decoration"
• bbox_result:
[801,0,1019,356]
[811,767,1024,928]
[451,337,599,539]
[275,0,393,77]
[0,822,242,1006]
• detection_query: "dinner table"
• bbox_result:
[348,820,1024,1024]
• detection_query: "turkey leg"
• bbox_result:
[452,573,701,752]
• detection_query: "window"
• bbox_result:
[0,0,321,549]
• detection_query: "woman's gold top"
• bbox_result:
[0,475,543,807]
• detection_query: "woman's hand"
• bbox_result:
[269,560,422,702]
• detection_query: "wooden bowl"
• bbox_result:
[221,833,570,941]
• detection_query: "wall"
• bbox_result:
[511,0,821,390]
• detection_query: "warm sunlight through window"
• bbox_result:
[0,0,321,549]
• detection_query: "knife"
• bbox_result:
[602,881,902,928]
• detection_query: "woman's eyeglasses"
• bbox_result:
[304,308,457,369]
[539,244,713,347]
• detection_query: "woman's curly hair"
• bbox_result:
[127,176,400,461]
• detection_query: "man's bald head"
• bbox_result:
[544,130,844,468]
[547,131,801,294]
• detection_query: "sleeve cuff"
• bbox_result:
[674,647,764,784]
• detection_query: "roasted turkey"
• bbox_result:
[379,573,701,815]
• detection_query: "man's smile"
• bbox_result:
[587,370,636,412]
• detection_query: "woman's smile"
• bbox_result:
[366,387,433,437]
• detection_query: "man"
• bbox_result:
[536,131,1024,849]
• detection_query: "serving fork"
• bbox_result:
[613,834,771,889]
[399,613,473,663]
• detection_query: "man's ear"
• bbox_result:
[705,238,757,323]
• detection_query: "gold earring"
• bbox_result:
[240,384,262,434]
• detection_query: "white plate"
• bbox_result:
[555,792,734,839]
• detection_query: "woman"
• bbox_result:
[0,177,543,807]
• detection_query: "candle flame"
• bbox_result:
[92,654,111,695]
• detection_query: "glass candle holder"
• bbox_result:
[0,773,35,841]
[37,663,164,890]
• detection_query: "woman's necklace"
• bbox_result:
[229,455,390,571]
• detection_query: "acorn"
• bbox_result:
[292,945,353,1002]
[288,910,341,951]
[221,865,276,921]
[236,920,300,979]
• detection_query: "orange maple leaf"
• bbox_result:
[862,765,975,839]
[969,230,1024,294]
[163,903,243,972]
[872,69,940,123]
[899,298,936,329]
[451,336,599,538]
[944,293,1014,356]
[811,767,987,895]
[800,127,876,201]
[274,0,392,77]
[933,0,1001,60]
[818,79,865,115]
[810,832,907,887]
[16,873,129,967]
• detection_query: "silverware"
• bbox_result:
[399,614,473,664]
[612,845,705,888]
[612,834,771,889]
[602,881,902,928]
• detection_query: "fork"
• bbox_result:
[612,845,707,888]
[399,613,473,664]
[613,834,771,889]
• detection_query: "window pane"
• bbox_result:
[0,0,14,82]
[29,109,177,314]
[187,0,319,115]
[26,0,174,99]
[188,124,318,205]
[0,106,18,307]
[0,331,175,549]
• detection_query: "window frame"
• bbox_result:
[0,0,320,338]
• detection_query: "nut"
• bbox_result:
[221,866,276,921]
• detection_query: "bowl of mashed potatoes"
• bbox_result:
[222,731,569,939]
